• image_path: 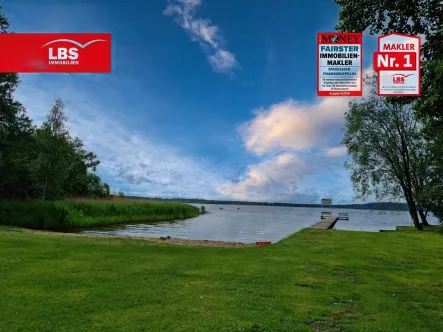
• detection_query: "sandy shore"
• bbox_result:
[17,228,255,248]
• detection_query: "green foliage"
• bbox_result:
[335,0,443,225]
[342,75,431,229]
[1,227,443,331]
[111,190,126,198]
[416,58,443,224]
[30,98,103,200]
[200,205,206,213]
[334,0,441,59]
[0,8,109,201]
[84,173,110,198]
[0,201,70,229]
[0,201,199,229]
[0,8,35,200]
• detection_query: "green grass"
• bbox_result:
[1,227,442,331]
[397,225,443,233]
[0,201,200,229]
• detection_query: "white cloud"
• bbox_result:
[208,50,238,74]
[177,0,201,6]
[215,150,355,203]
[164,0,239,75]
[190,19,220,48]
[14,75,227,198]
[220,68,376,202]
[239,98,348,155]
[325,146,347,158]
[240,69,374,156]
[216,153,312,201]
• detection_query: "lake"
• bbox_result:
[77,204,439,243]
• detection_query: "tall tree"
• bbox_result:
[0,7,35,199]
[343,76,432,230]
[33,98,70,200]
[82,173,110,198]
[334,0,442,58]
[335,0,443,223]
[32,98,102,200]
[1,7,110,201]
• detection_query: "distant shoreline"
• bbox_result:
[126,196,409,211]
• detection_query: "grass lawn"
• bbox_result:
[1,226,442,332]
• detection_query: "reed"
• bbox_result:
[0,200,199,229]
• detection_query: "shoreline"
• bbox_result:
[16,227,255,248]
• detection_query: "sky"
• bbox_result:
[2,0,382,204]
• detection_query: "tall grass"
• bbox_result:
[0,201,200,229]
[65,197,159,204]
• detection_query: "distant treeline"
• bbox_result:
[126,197,409,211]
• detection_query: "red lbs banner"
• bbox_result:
[0,33,111,73]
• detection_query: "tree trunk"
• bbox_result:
[417,206,430,226]
[405,191,423,230]
[42,174,48,201]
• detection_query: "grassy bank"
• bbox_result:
[0,227,442,331]
[397,225,443,233]
[0,200,200,229]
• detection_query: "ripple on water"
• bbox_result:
[78,204,439,243]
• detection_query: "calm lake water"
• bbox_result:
[78,204,439,243]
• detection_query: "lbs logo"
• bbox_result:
[392,73,414,84]
[0,33,111,73]
[43,39,106,65]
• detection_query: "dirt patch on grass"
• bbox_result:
[311,277,331,281]
[186,280,207,285]
[307,320,341,331]
[295,283,315,288]
[333,266,361,283]
[17,228,254,248]
[297,265,318,271]
[330,295,360,308]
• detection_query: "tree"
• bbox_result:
[0,7,110,201]
[111,190,125,198]
[334,0,442,58]
[32,98,104,200]
[335,0,443,223]
[334,0,442,128]
[342,75,433,230]
[32,98,71,200]
[82,173,110,198]
[0,7,35,199]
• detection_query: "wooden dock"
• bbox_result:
[310,217,339,229]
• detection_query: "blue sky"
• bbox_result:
[3,0,380,204]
